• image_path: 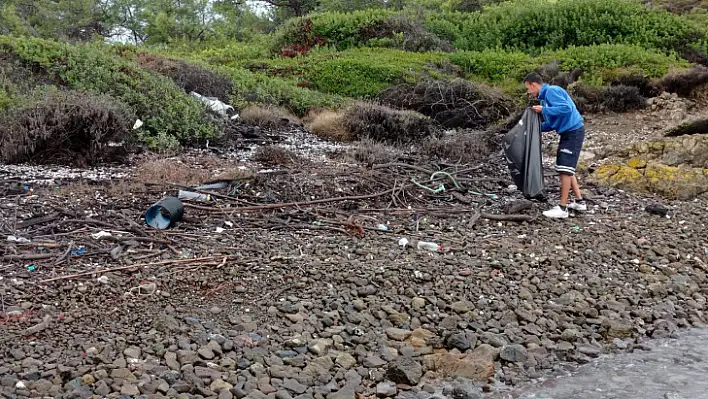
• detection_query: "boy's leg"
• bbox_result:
[544,127,584,218]
[570,175,582,200]
[560,174,571,206]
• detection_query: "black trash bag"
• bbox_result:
[503,108,546,200]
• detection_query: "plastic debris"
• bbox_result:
[133,119,143,129]
[128,282,157,296]
[178,190,211,202]
[97,275,109,284]
[195,182,229,190]
[417,241,441,252]
[225,221,234,228]
[145,196,184,229]
[377,224,389,231]
[71,247,86,255]
[190,92,235,118]
[27,265,36,271]
[91,231,112,239]
[398,238,409,247]
[6,235,30,243]
[571,226,581,232]
[215,227,225,233]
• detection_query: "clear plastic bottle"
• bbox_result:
[178,190,211,202]
[417,241,440,252]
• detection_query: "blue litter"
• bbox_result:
[71,248,86,256]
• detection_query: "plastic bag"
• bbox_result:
[190,92,235,118]
[503,108,546,200]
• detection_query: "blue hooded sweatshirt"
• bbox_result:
[538,84,584,134]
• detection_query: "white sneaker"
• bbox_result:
[543,206,569,219]
[568,200,587,212]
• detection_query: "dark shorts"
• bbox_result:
[555,126,585,176]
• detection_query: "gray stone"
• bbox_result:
[500,345,528,363]
[376,381,397,397]
[386,357,423,385]
[121,383,141,396]
[385,328,412,341]
[335,352,357,370]
[282,378,308,394]
[363,355,387,368]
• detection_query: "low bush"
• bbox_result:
[307,110,351,141]
[660,65,708,97]
[253,146,301,166]
[240,105,299,127]
[0,36,220,151]
[422,132,491,163]
[343,102,436,144]
[0,90,135,166]
[378,79,515,129]
[568,83,647,113]
[350,138,402,165]
[130,51,234,101]
[601,85,648,112]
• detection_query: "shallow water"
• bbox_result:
[490,327,708,399]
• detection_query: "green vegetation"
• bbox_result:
[1,0,707,158]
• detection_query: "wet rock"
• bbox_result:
[423,348,495,382]
[386,357,423,385]
[500,345,528,363]
[604,320,634,339]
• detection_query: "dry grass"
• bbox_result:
[307,110,352,141]
[240,105,299,127]
[134,159,212,186]
[253,146,300,166]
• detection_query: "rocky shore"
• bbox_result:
[1,117,707,399]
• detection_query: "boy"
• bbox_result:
[523,72,587,219]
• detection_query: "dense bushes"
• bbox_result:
[379,79,514,129]
[0,36,220,150]
[455,0,706,57]
[449,45,688,86]
[0,90,134,166]
[246,48,451,98]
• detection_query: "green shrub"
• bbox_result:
[0,35,219,150]
[455,0,707,55]
[221,66,347,116]
[274,10,455,52]
[247,47,450,98]
[450,45,688,86]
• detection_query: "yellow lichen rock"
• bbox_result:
[591,161,708,199]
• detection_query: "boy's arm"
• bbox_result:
[541,87,572,117]
[541,121,552,132]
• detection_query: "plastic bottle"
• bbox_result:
[178,190,211,202]
[417,241,441,252]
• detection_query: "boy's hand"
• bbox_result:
[532,105,543,113]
